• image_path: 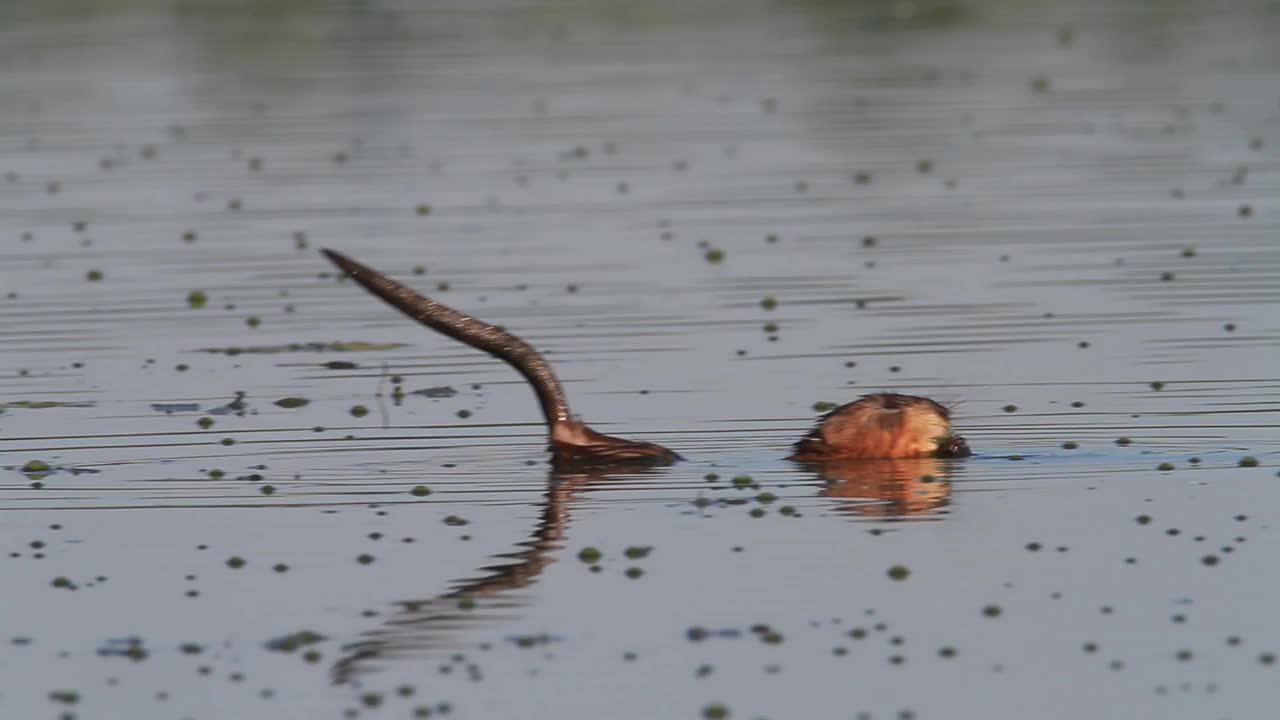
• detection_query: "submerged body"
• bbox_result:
[322,249,970,465]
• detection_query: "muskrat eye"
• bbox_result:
[935,435,972,458]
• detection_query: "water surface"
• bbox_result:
[2,1,1278,718]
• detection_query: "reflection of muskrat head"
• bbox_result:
[789,393,971,460]
[815,457,952,517]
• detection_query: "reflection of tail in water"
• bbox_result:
[806,457,955,518]
[330,465,661,684]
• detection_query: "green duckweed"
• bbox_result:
[702,703,730,719]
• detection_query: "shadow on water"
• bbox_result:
[330,454,962,683]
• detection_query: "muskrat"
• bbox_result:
[322,249,970,466]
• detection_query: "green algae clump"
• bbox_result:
[21,460,51,474]
[624,546,652,560]
[702,704,730,719]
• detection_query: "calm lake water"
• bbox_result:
[1,1,1278,718]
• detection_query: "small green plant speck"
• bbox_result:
[624,546,651,560]
[702,703,729,719]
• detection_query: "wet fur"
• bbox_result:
[789,393,964,460]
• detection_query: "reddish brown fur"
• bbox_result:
[789,393,962,460]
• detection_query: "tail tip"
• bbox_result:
[320,248,358,275]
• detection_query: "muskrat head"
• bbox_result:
[789,393,971,460]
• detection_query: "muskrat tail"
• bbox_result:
[321,249,573,433]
